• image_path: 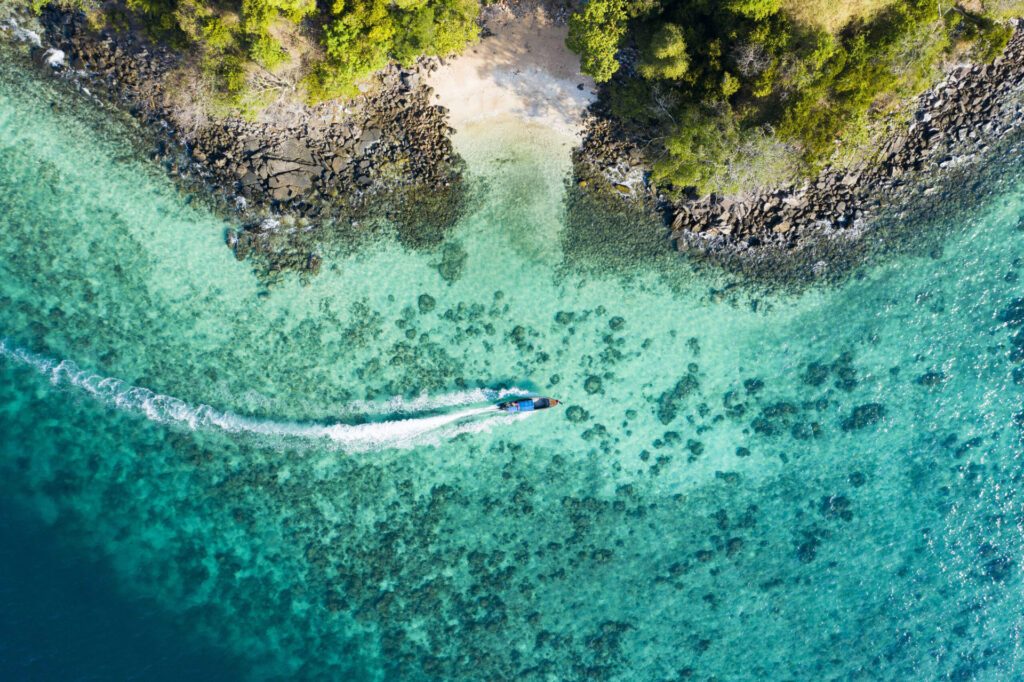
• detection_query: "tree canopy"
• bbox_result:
[567,0,1021,194]
[30,0,480,112]
[567,0,630,82]
[639,23,689,80]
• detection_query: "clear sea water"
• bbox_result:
[2,51,1024,681]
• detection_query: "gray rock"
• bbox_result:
[271,186,293,202]
[356,127,383,154]
[268,171,313,191]
[239,171,260,187]
[270,138,315,166]
[330,155,350,173]
[266,158,307,176]
[401,71,419,90]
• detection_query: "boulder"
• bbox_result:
[239,171,260,187]
[330,155,350,173]
[265,158,307,176]
[270,138,315,166]
[356,127,383,154]
[271,186,293,202]
[268,170,313,192]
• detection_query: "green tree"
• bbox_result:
[639,23,689,80]
[391,0,479,65]
[725,0,781,20]
[654,105,739,194]
[567,0,628,82]
[310,0,477,100]
[320,0,395,90]
[721,71,740,96]
[241,0,316,68]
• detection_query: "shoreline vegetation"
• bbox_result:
[569,0,1018,193]
[574,27,1024,284]
[2,0,1024,283]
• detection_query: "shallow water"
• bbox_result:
[2,54,1024,680]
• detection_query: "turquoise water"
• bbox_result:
[2,54,1024,680]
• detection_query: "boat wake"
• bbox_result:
[0,340,531,452]
[338,386,531,416]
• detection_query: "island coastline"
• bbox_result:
[4,2,1024,286]
[572,23,1024,285]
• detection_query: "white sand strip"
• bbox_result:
[426,4,597,141]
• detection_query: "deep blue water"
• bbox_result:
[0,503,244,681]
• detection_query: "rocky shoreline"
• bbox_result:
[13,8,466,281]
[6,7,1024,285]
[574,24,1024,283]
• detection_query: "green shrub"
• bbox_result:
[201,16,236,51]
[952,10,1014,63]
[311,0,477,100]
[248,32,287,69]
[721,71,740,97]
[27,0,98,13]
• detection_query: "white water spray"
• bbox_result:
[0,340,529,452]
[338,386,531,415]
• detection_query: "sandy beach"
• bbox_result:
[425,2,596,146]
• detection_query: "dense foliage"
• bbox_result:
[568,0,1020,194]
[310,0,479,100]
[28,0,478,111]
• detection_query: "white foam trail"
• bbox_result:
[0,340,521,452]
[338,386,531,415]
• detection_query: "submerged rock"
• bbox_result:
[999,298,1024,326]
[655,374,700,424]
[565,405,589,423]
[916,370,947,386]
[819,495,854,522]
[743,378,764,394]
[797,538,819,563]
[433,243,467,284]
[417,294,436,314]
[802,361,830,387]
[841,403,886,431]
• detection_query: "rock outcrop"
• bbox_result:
[34,8,465,282]
[574,24,1024,283]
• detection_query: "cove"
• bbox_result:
[2,50,1024,680]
